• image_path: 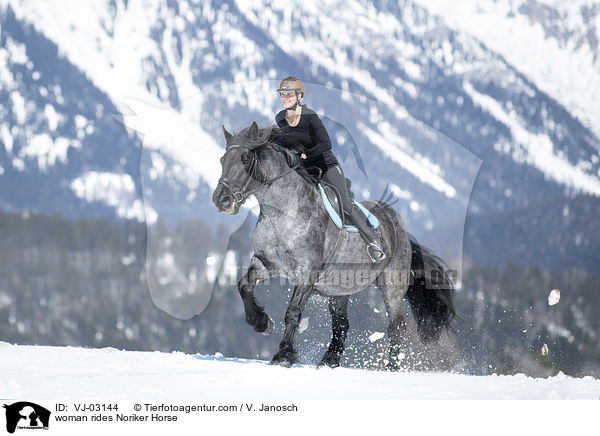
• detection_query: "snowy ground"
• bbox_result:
[1,343,598,400]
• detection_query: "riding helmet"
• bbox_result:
[277,76,305,98]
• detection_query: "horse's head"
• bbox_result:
[212,121,267,214]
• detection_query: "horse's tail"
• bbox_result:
[405,238,457,343]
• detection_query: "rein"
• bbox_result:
[217,144,301,204]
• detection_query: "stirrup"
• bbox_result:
[367,241,386,262]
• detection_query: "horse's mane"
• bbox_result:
[230,125,316,184]
[230,125,273,149]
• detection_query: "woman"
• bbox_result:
[272,76,385,262]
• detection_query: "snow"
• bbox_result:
[0,343,598,400]
[2,34,28,65]
[70,171,155,223]
[548,289,561,306]
[0,37,21,89]
[298,317,309,334]
[10,90,27,125]
[20,134,78,172]
[10,157,24,171]
[0,124,14,154]
[368,332,385,342]
[43,103,63,132]
[362,123,457,198]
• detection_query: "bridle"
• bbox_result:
[217,144,301,204]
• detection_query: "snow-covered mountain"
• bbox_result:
[414,0,600,139]
[1,0,600,273]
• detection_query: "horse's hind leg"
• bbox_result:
[379,268,409,371]
[319,296,349,368]
[238,255,273,335]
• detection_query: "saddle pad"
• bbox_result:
[317,183,380,231]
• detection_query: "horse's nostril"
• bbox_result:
[221,194,232,207]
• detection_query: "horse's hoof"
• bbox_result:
[272,359,293,368]
[253,314,274,335]
[318,351,341,368]
[319,360,340,368]
[271,349,297,367]
[386,359,401,372]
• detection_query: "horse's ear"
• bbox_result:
[249,121,259,141]
[222,125,232,143]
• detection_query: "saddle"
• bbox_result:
[301,164,379,231]
[314,180,383,284]
[318,181,380,231]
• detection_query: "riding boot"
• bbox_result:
[345,205,386,262]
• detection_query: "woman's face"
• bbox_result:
[279,91,298,109]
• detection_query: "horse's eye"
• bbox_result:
[241,152,251,165]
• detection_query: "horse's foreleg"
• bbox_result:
[319,296,349,368]
[238,256,273,335]
[271,284,313,367]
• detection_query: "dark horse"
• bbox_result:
[212,122,456,369]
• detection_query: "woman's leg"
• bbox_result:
[322,165,353,216]
[322,165,386,262]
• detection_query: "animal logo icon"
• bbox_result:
[3,402,50,434]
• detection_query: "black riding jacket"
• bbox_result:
[273,105,339,172]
